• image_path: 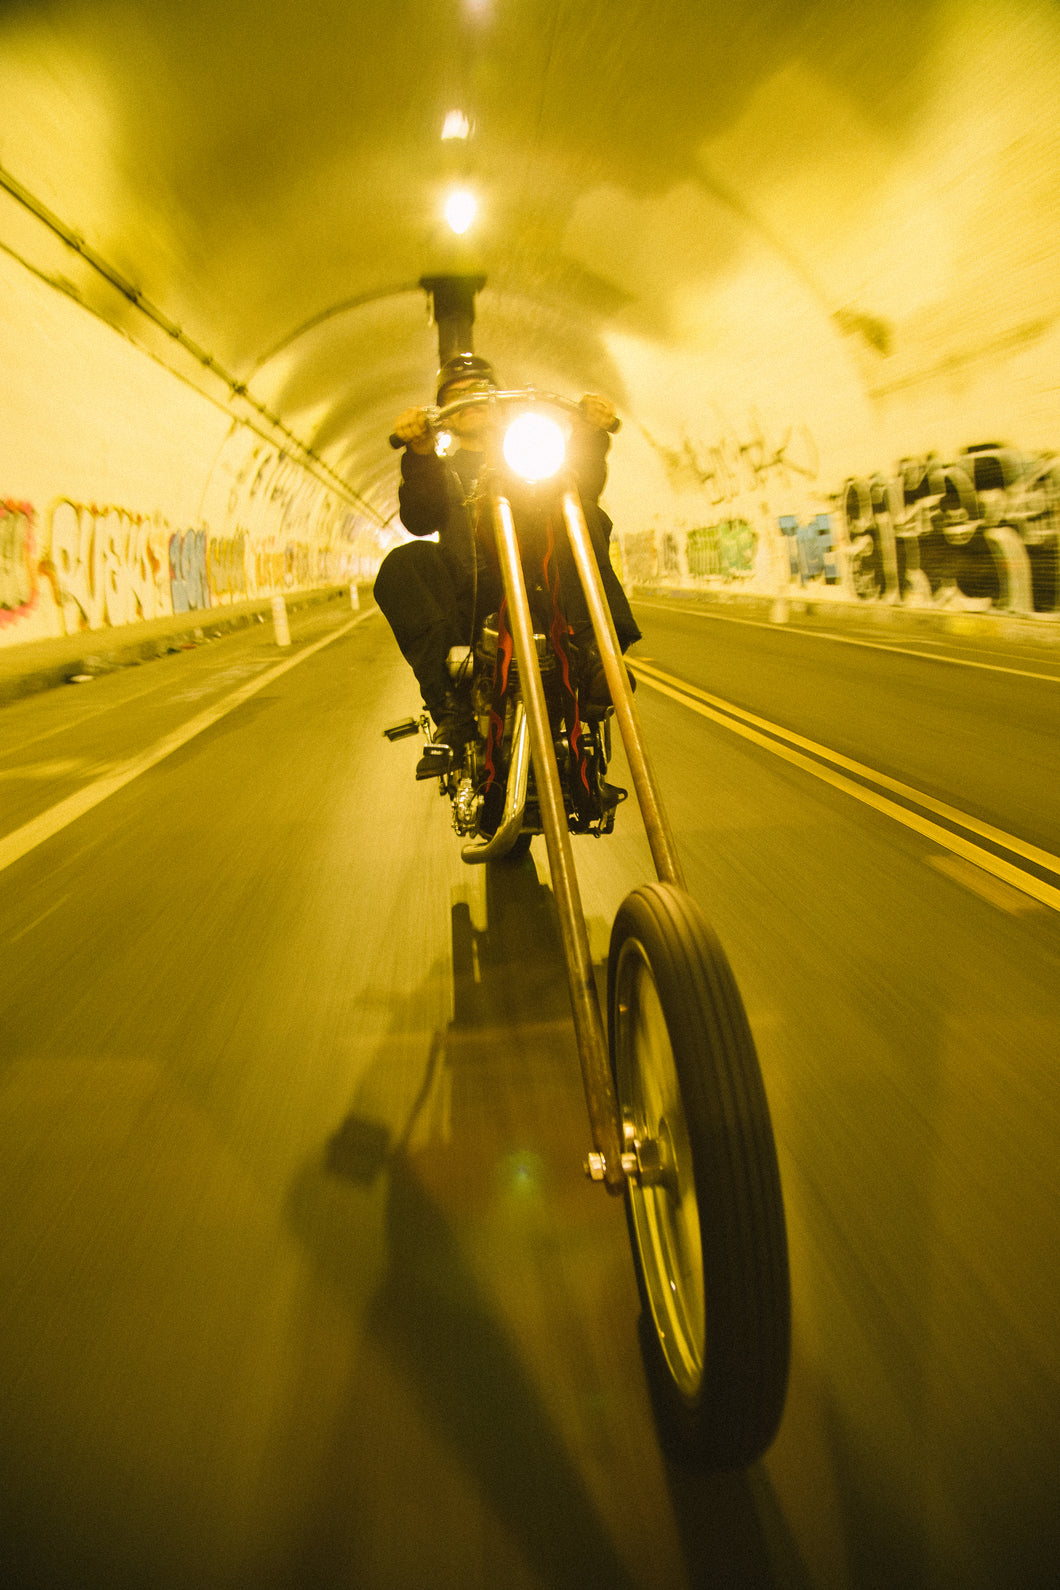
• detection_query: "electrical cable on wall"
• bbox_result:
[0,162,388,527]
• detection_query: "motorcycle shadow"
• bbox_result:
[293,853,793,1589]
[322,851,590,1186]
[294,854,648,1589]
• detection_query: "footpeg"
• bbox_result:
[383,717,421,742]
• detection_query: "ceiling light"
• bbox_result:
[442,110,471,141]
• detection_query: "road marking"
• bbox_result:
[0,613,371,876]
[7,895,69,941]
[927,854,1046,916]
[0,758,95,780]
[633,598,1060,684]
[630,659,1060,914]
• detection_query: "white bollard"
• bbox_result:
[350,583,360,611]
[271,594,291,647]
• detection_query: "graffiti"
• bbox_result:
[645,412,819,506]
[687,519,757,579]
[207,532,249,601]
[778,515,838,585]
[840,443,1060,612]
[49,500,169,632]
[227,445,324,541]
[285,540,312,588]
[254,547,287,592]
[619,518,757,585]
[1,439,360,646]
[169,528,210,613]
[0,500,37,623]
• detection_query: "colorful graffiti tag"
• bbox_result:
[687,520,758,579]
[0,500,37,625]
[620,518,758,585]
[778,515,838,584]
[169,527,209,614]
[48,500,170,630]
[841,445,1060,612]
[0,490,359,646]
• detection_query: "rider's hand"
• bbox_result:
[393,407,436,454]
[578,394,618,433]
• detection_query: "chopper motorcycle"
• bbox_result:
[385,388,790,1469]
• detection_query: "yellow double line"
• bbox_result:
[629,659,1060,914]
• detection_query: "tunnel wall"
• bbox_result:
[0,252,368,650]
[591,1,1060,620]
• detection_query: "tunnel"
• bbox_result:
[1,3,1059,1588]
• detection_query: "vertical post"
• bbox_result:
[420,274,488,362]
[271,594,291,647]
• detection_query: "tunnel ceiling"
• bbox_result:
[3,0,1060,519]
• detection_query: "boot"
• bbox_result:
[572,630,637,717]
[415,686,476,779]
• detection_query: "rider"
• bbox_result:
[373,352,641,755]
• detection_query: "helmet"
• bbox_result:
[436,352,496,403]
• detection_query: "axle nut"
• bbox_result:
[584,1152,606,1181]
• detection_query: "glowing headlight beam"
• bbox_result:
[503,413,566,482]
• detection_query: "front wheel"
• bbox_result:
[608,884,790,1468]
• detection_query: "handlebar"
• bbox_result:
[389,389,620,449]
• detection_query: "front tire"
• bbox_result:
[608,883,790,1468]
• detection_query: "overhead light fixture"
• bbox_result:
[442,110,471,141]
[445,189,477,235]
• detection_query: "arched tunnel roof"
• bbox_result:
[3,0,1060,533]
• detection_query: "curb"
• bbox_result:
[0,584,377,705]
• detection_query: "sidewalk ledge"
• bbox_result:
[0,584,377,705]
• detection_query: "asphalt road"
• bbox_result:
[1,598,1058,1590]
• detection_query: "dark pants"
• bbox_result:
[374,542,496,716]
[374,531,641,714]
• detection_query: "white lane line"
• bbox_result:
[7,894,70,941]
[633,598,1060,684]
[0,613,372,877]
[630,659,1060,914]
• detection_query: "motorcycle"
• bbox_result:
[386,388,790,1469]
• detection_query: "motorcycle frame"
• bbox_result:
[484,464,688,1194]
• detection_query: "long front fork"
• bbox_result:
[558,489,685,892]
[489,490,627,1192]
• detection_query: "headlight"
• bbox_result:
[503,412,566,482]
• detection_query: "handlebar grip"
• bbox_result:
[389,432,404,449]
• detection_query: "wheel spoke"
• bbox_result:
[618,946,705,1395]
